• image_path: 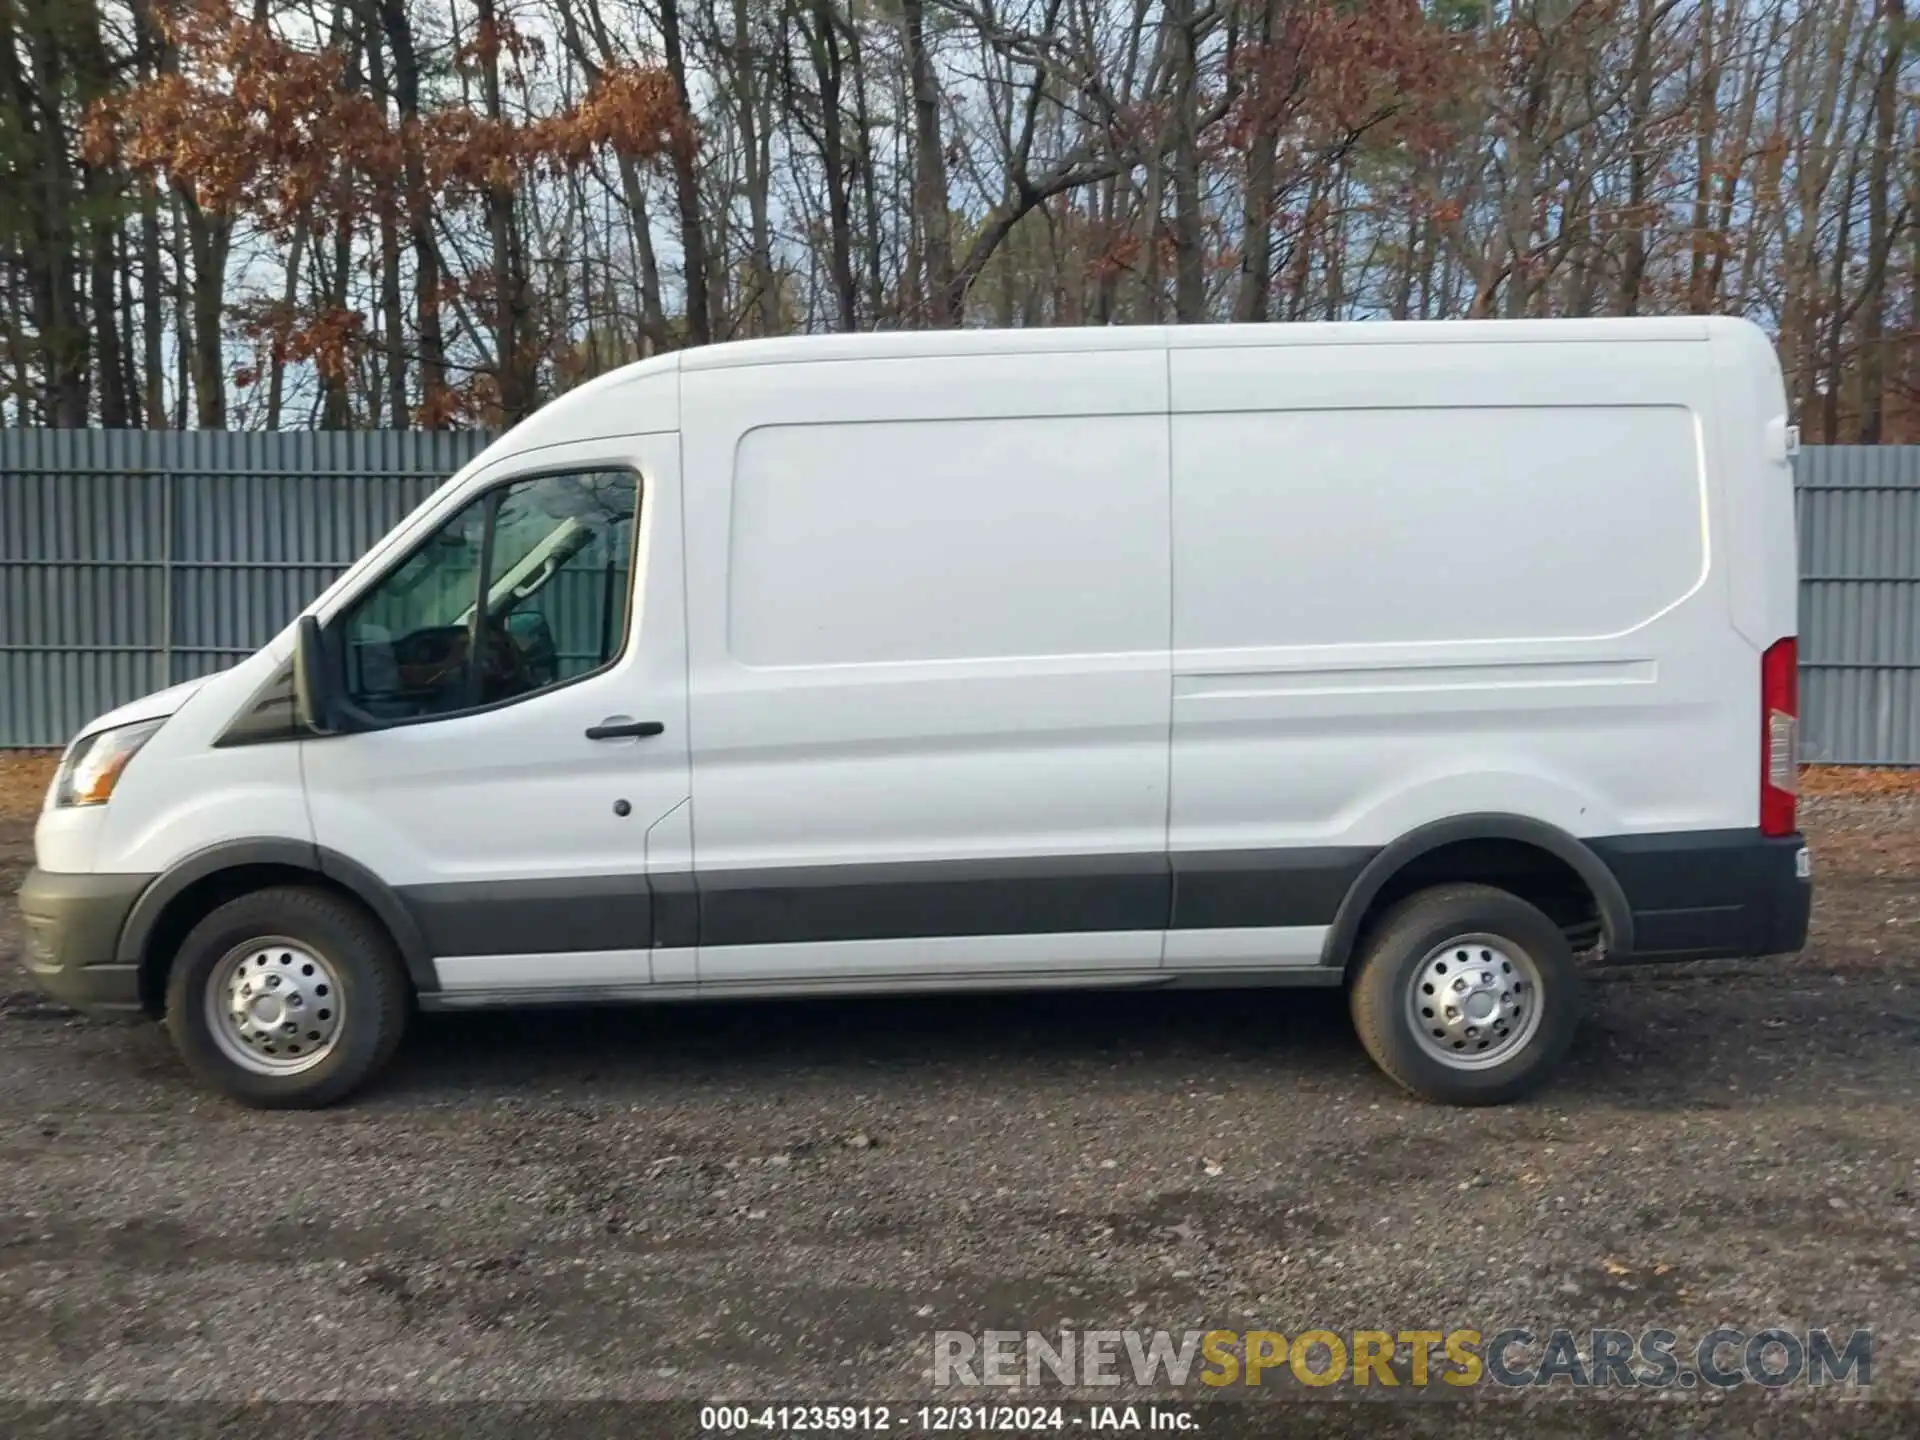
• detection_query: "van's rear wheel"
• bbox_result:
[164,886,408,1108]
[1349,884,1579,1105]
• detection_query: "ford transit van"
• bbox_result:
[17,318,1812,1107]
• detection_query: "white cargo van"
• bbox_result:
[18,318,1811,1108]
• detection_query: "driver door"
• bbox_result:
[302,434,691,999]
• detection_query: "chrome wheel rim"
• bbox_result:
[1406,933,1543,1071]
[205,937,343,1076]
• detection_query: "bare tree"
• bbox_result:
[0,0,1909,436]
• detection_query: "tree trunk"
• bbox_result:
[140,181,165,426]
[69,0,126,425]
[804,0,857,330]
[473,0,533,422]
[1167,0,1205,323]
[1231,0,1283,324]
[1500,66,1548,319]
[1091,175,1120,324]
[1416,202,1437,319]
[1618,0,1658,315]
[170,196,190,428]
[90,202,128,426]
[265,226,307,431]
[1135,151,1166,321]
[659,0,713,344]
[366,13,407,428]
[1391,207,1418,321]
[734,0,780,333]
[848,28,885,322]
[1706,0,1774,310]
[1821,150,1860,443]
[319,209,354,428]
[115,219,142,426]
[1907,130,1920,441]
[1854,0,1904,442]
[20,4,89,425]
[126,0,168,425]
[378,0,444,423]
[1283,176,1319,321]
[180,200,228,429]
[1323,170,1348,320]
[1686,0,1719,313]
[900,0,955,326]
[7,268,30,425]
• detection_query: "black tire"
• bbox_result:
[1348,883,1580,1105]
[163,885,409,1109]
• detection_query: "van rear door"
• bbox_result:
[1162,328,1743,969]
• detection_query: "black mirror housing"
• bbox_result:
[293,614,335,734]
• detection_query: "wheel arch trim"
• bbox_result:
[1320,812,1634,970]
[114,838,437,994]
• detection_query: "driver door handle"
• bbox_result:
[585,718,665,740]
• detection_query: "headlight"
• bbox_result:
[55,719,165,808]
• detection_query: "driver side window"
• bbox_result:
[341,469,641,722]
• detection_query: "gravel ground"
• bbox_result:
[2,754,1917,1434]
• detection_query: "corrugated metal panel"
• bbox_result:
[1,430,489,747]
[1796,446,1920,764]
[6,433,1920,762]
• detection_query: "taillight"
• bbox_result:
[1761,637,1798,836]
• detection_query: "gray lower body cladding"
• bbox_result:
[14,826,1812,1017]
[393,828,1812,965]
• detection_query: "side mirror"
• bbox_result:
[293,614,335,734]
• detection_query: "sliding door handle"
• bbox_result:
[585,718,665,740]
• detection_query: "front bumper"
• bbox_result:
[14,867,152,1014]
[1590,830,1813,963]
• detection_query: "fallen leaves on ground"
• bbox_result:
[0,753,57,823]
[1802,765,1920,797]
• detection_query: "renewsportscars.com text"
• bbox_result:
[932,1326,1872,1390]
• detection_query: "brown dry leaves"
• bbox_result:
[91,0,683,226]
[86,0,681,424]
[0,753,57,826]
[1801,766,1920,798]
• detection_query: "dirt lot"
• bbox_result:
[2,750,1918,1434]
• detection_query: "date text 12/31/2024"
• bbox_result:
[699,1405,1197,1433]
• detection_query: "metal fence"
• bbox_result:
[1,430,488,748]
[4,432,1920,761]
[1796,445,1920,765]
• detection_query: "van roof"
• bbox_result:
[485,315,1736,457]
[677,317,1718,373]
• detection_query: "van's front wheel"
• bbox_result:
[1349,884,1580,1105]
[164,886,408,1108]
